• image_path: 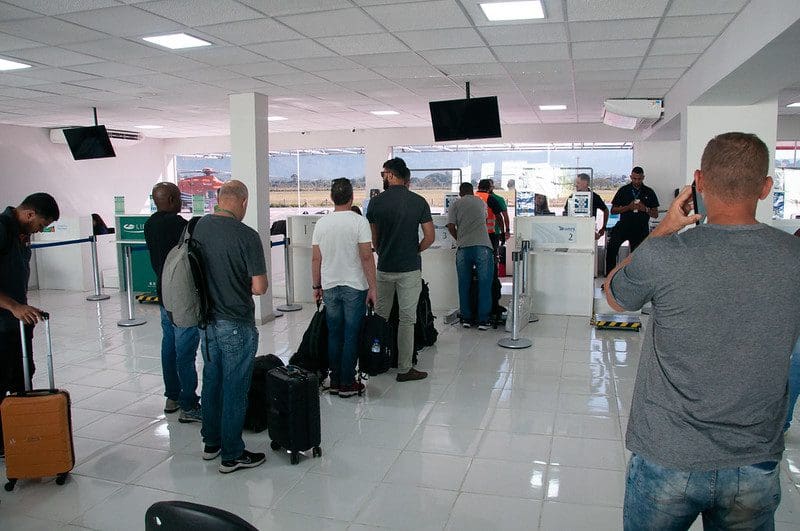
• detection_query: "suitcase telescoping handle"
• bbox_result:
[19,312,53,392]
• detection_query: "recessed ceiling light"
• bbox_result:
[267,116,287,121]
[135,125,163,130]
[0,57,31,71]
[480,1,545,22]
[142,33,211,50]
[370,110,399,116]
[788,102,800,108]
[539,104,567,111]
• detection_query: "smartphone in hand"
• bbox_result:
[691,180,706,225]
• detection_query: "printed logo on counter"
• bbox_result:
[122,223,145,233]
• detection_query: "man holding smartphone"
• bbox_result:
[605,167,659,275]
[605,132,800,529]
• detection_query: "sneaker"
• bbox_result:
[461,321,472,329]
[179,406,202,424]
[477,322,490,331]
[396,368,428,382]
[338,382,365,398]
[219,450,266,474]
[0,446,4,459]
[202,444,221,460]
[164,398,179,414]
[329,384,340,396]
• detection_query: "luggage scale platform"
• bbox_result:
[593,313,642,332]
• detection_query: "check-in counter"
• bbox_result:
[287,215,321,304]
[515,216,596,317]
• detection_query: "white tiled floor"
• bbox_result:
[2,289,800,530]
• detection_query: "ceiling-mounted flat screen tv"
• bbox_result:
[429,96,501,142]
[62,125,116,160]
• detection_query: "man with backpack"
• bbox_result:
[446,182,493,330]
[0,192,59,457]
[144,182,201,423]
[311,178,377,397]
[192,180,268,473]
[367,157,434,382]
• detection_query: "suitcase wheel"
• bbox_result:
[290,452,300,465]
[56,473,68,485]
[4,479,16,491]
[270,441,281,451]
[312,446,322,458]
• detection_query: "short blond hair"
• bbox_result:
[701,132,768,201]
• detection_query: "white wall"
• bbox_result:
[0,124,170,227]
[633,141,683,208]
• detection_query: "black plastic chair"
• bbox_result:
[145,501,258,531]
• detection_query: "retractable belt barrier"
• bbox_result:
[275,236,301,312]
[118,244,147,328]
[30,235,111,302]
[498,240,534,350]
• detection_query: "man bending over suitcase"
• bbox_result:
[0,193,60,457]
[192,181,267,473]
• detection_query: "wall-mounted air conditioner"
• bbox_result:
[602,99,663,130]
[50,127,144,147]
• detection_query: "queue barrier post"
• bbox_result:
[498,250,532,350]
[276,236,302,312]
[86,235,111,301]
[117,245,146,328]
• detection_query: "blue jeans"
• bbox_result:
[323,286,367,387]
[785,336,800,431]
[160,307,200,411]
[200,319,258,461]
[624,454,781,530]
[456,245,494,324]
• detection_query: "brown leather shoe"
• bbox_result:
[396,368,428,382]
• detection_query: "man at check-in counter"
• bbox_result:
[562,173,609,240]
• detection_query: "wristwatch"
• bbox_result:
[312,285,322,290]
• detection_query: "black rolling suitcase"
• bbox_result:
[243,354,284,433]
[266,365,322,465]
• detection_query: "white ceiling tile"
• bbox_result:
[197,19,302,45]
[171,67,240,82]
[478,23,567,46]
[316,34,409,55]
[348,52,428,68]
[575,69,637,82]
[649,37,713,56]
[246,39,334,60]
[68,77,144,91]
[64,39,165,61]
[371,65,445,79]
[139,0,264,27]
[0,3,39,21]
[566,0,669,21]
[636,68,686,80]
[207,77,275,91]
[5,46,102,67]
[179,46,266,66]
[419,47,496,65]
[2,0,119,15]
[317,69,383,82]
[657,14,734,38]
[629,79,673,91]
[0,18,106,45]
[394,76,455,89]
[0,73,50,88]
[227,61,299,76]
[339,78,402,91]
[14,68,98,83]
[278,8,383,37]
[260,71,327,86]
[285,56,360,71]
[237,0,353,17]
[640,53,698,69]
[568,18,659,41]
[572,39,650,59]
[575,79,631,90]
[667,0,748,16]
[19,81,99,94]
[126,54,209,72]
[118,73,191,89]
[71,62,155,77]
[75,90,140,102]
[572,57,642,71]
[396,28,485,51]
[0,32,41,52]
[364,0,471,31]
[58,6,182,37]
[442,63,508,76]
[502,60,572,75]
[493,43,570,62]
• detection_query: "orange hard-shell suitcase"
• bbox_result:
[1,313,74,491]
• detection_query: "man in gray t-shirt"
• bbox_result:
[447,182,494,328]
[606,133,800,530]
[192,180,268,474]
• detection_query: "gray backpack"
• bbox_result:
[161,225,209,328]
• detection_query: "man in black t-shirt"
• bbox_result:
[367,158,434,382]
[144,183,201,423]
[606,167,659,275]
[0,193,59,456]
[562,173,609,239]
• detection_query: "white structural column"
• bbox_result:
[230,92,274,324]
[681,98,779,222]
[363,139,392,195]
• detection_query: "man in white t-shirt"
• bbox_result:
[312,178,377,397]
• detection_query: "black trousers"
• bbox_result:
[0,326,34,448]
[605,225,648,275]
